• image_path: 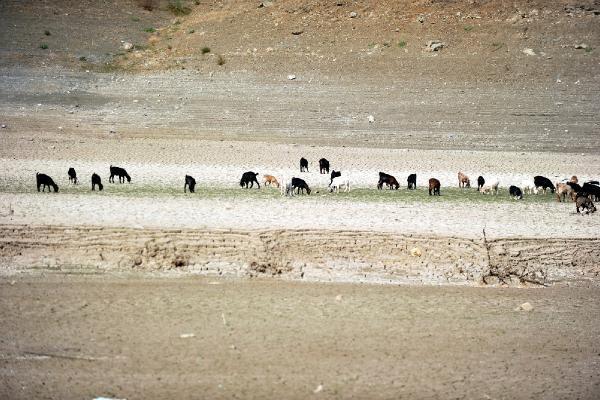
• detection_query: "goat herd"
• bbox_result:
[33,157,599,215]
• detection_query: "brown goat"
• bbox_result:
[263,174,280,188]
[429,178,441,196]
[458,172,470,188]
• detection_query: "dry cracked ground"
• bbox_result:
[1,1,600,399]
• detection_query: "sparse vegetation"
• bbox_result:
[397,40,407,48]
[39,43,48,50]
[130,16,140,22]
[585,47,593,53]
[201,46,211,54]
[44,30,51,36]
[79,56,87,62]
[216,54,225,65]
[188,29,195,34]
[168,0,191,16]
[464,25,474,32]
[143,27,156,33]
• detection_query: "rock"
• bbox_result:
[426,40,445,51]
[1,124,6,128]
[574,43,589,49]
[291,29,304,35]
[522,48,536,56]
[287,74,296,80]
[410,247,422,257]
[335,294,343,302]
[367,115,375,123]
[349,11,357,18]
[483,275,500,285]
[122,42,133,51]
[313,384,323,393]
[417,14,425,23]
[515,302,534,312]
[180,333,195,338]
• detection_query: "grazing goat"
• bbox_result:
[555,182,574,202]
[36,173,59,192]
[377,172,399,190]
[576,193,596,215]
[521,180,538,195]
[91,173,103,191]
[330,170,341,186]
[319,158,330,174]
[533,175,554,194]
[291,177,311,195]
[240,171,260,189]
[300,157,309,172]
[329,176,350,193]
[263,174,280,188]
[480,179,499,195]
[184,175,196,193]
[509,185,523,200]
[280,177,295,197]
[109,165,131,183]
[407,173,417,190]
[68,167,77,184]
[428,178,440,196]
[477,176,485,191]
[458,172,471,188]
[582,182,600,201]
[570,176,579,184]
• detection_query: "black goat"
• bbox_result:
[581,182,600,201]
[291,177,311,195]
[91,173,103,191]
[184,175,196,193]
[109,165,131,183]
[533,175,555,194]
[407,173,417,190]
[330,170,341,185]
[68,167,77,184]
[509,185,523,200]
[300,157,309,172]
[240,171,260,188]
[477,176,485,191]
[36,173,59,192]
[319,158,330,174]
[377,172,399,190]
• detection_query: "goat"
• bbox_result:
[263,174,280,188]
[555,182,574,202]
[240,171,260,189]
[280,177,295,197]
[576,193,597,215]
[477,176,485,191]
[330,170,341,185]
[428,178,440,196]
[480,179,499,195]
[570,175,579,184]
[377,172,399,190]
[407,173,417,190]
[68,167,77,184]
[91,173,103,191]
[521,180,538,195]
[184,175,196,193]
[533,175,555,194]
[109,165,131,183]
[458,172,470,188]
[36,173,59,192]
[509,185,523,200]
[329,176,350,193]
[581,182,600,201]
[291,177,311,195]
[319,158,330,174]
[300,157,309,172]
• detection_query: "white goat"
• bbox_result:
[329,176,350,193]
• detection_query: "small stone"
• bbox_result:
[122,42,133,51]
[313,384,323,393]
[180,333,195,338]
[522,48,536,56]
[335,294,343,302]
[410,247,422,257]
[367,115,375,123]
[515,302,534,312]
[426,40,445,51]
[417,15,425,23]
[291,29,304,35]
[1,124,6,128]
[349,11,357,18]
[574,43,588,49]
[287,74,296,80]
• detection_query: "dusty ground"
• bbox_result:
[1,275,599,400]
[1,1,600,398]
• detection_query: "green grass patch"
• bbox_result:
[130,16,140,22]
[168,0,191,16]
[143,27,156,33]
[397,40,407,48]
[201,46,211,54]
[464,25,474,32]
[39,43,49,50]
